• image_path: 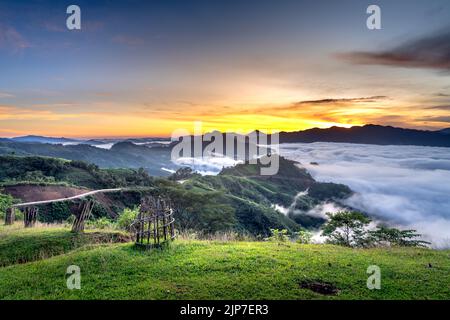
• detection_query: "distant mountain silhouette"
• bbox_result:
[278,124,450,147]
[10,135,80,144]
[439,128,450,135]
[2,125,450,150]
[0,139,176,176]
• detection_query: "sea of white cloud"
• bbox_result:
[168,141,450,248]
[172,156,243,176]
[279,142,450,248]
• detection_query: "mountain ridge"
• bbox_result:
[277,124,450,147]
[10,135,81,144]
[4,124,449,147]
[0,125,449,177]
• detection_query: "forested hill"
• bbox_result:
[179,156,352,233]
[0,155,353,236]
[0,155,155,189]
[0,141,175,176]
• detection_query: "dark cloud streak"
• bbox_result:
[294,96,388,105]
[425,105,450,111]
[338,28,450,72]
[419,116,450,123]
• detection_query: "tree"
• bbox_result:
[268,229,289,243]
[294,230,313,244]
[169,167,199,181]
[322,211,371,247]
[0,193,14,219]
[369,225,430,248]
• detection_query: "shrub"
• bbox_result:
[294,230,313,244]
[65,214,75,226]
[369,226,430,248]
[39,202,71,223]
[117,207,139,231]
[268,229,289,243]
[87,217,114,230]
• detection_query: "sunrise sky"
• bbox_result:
[1,0,450,138]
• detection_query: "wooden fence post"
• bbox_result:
[5,207,15,225]
[24,207,38,228]
[71,200,94,233]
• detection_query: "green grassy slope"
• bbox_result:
[0,224,130,267]
[0,227,449,300]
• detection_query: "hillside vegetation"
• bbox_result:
[0,140,174,176]
[0,155,352,236]
[181,157,351,234]
[0,226,449,300]
[0,155,156,189]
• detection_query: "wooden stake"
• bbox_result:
[5,207,15,225]
[24,207,38,228]
[71,200,94,233]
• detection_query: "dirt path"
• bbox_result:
[2,185,90,203]
[12,188,123,208]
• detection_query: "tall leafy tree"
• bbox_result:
[322,211,371,247]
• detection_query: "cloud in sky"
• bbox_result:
[112,34,145,46]
[425,105,450,111]
[434,93,450,97]
[279,142,450,248]
[0,105,78,121]
[0,25,30,53]
[262,96,390,115]
[235,95,411,129]
[338,28,450,72]
[0,92,14,98]
[1,2,449,136]
[293,96,389,105]
[1,92,446,138]
[419,116,450,123]
[43,22,66,33]
[173,156,242,176]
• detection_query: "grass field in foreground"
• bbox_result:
[0,226,449,300]
[0,223,130,267]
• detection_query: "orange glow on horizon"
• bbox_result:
[1,95,448,138]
